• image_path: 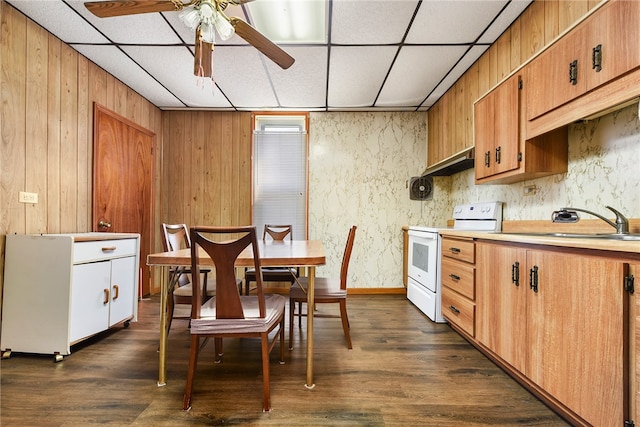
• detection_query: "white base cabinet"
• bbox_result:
[1,233,140,360]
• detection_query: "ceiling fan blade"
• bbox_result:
[228,17,295,69]
[84,1,183,18]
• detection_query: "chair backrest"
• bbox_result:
[263,224,293,241]
[162,223,191,251]
[162,223,191,287]
[190,226,265,319]
[339,226,357,290]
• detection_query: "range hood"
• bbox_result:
[422,147,475,177]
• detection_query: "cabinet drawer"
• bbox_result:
[442,287,475,337]
[73,239,137,264]
[441,257,475,300]
[441,237,474,263]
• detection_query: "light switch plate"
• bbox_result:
[19,191,38,204]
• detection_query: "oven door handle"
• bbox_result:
[408,230,438,239]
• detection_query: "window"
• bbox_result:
[252,114,308,240]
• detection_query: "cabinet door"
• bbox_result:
[473,91,494,180]
[526,250,627,426]
[70,261,111,342]
[586,0,640,90]
[476,243,528,372]
[474,74,520,180]
[524,26,587,122]
[109,256,137,327]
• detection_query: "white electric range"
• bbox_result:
[407,201,503,322]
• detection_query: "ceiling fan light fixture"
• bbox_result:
[179,0,235,44]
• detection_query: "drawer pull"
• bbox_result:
[449,247,461,254]
[511,261,520,286]
[113,284,120,300]
[103,288,110,305]
[449,305,460,314]
[101,246,117,252]
[449,274,460,281]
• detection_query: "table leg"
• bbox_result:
[305,266,315,389]
[157,266,168,387]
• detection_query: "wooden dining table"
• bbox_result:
[147,239,326,389]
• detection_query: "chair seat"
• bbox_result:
[290,277,347,300]
[192,294,287,334]
[173,279,240,297]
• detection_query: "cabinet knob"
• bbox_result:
[98,220,111,229]
[569,60,578,85]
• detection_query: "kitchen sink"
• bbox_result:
[501,232,640,241]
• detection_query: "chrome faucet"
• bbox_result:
[552,206,629,234]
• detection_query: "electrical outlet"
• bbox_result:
[523,185,538,196]
[19,191,38,204]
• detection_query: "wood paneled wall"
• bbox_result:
[427,0,604,167]
[0,1,163,299]
[161,111,252,230]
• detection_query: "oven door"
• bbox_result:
[407,230,439,293]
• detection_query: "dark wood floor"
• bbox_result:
[1,294,568,426]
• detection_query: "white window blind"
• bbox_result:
[253,124,307,240]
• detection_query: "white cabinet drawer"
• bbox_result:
[73,239,137,264]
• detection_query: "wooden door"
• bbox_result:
[93,103,155,296]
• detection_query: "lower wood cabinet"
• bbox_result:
[1,233,140,361]
[440,236,476,337]
[476,240,630,426]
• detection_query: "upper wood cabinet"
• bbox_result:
[474,74,521,181]
[525,0,640,137]
[474,73,568,185]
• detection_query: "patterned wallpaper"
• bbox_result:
[309,104,640,289]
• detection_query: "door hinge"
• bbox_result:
[624,275,635,294]
[624,419,634,427]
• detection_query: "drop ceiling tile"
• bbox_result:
[66,2,182,44]
[121,46,232,108]
[406,0,508,44]
[377,45,467,107]
[421,45,489,108]
[478,0,534,43]
[70,44,183,108]
[331,0,419,44]
[328,46,397,108]
[6,0,109,44]
[264,46,328,109]
[211,46,279,108]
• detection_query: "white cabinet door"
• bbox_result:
[70,261,111,342]
[109,256,136,327]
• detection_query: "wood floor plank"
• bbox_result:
[0,295,568,426]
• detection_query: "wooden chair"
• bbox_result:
[183,226,286,412]
[289,225,357,350]
[243,224,299,295]
[161,223,214,334]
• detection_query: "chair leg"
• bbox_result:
[261,332,271,412]
[166,292,175,335]
[279,317,285,363]
[183,335,200,410]
[339,300,353,349]
[214,337,223,362]
[298,302,302,327]
[288,298,295,350]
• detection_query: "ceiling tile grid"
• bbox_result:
[6,0,533,111]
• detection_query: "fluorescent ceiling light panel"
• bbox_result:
[246,0,327,43]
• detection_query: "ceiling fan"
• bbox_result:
[84,0,295,78]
